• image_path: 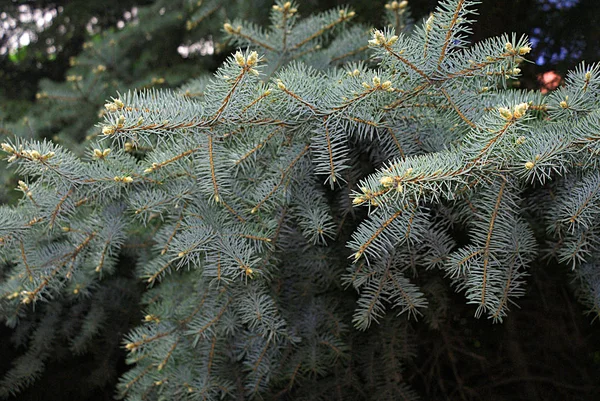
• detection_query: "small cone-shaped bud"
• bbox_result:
[105,102,118,112]
[247,51,258,66]
[379,176,395,187]
[223,22,235,33]
[102,126,115,135]
[518,46,532,55]
[352,196,364,205]
[513,102,529,119]
[234,51,245,66]
[277,80,286,90]
[525,161,535,170]
[499,107,513,120]
[426,14,434,31]
[1,143,15,153]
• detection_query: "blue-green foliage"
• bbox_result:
[0,0,599,399]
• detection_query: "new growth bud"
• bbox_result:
[368,30,387,46]
[498,107,513,120]
[1,143,15,153]
[234,51,245,67]
[513,102,529,119]
[247,51,259,66]
[223,22,241,34]
[518,46,532,55]
[379,176,395,187]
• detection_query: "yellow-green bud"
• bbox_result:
[247,51,259,66]
[1,143,15,153]
[234,51,245,67]
[513,103,529,119]
[499,107,513,120]
[379,176,395,187]
[223,22,235,33]
[518,46,532,55]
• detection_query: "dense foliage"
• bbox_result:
[1,1,599,400]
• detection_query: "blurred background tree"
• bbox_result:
[0,0,599,400]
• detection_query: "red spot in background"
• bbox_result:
[538,71,562,93]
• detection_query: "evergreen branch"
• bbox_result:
[291,14,351,51]
[193,299,230,336]
[231,29,276,51]
[95,239,111,273]
[251,145,309,213]
[208,135,221,203]
[147,259,174,284]
[145,147,202,174]
[323,117,337,183]
[382,43,429,80]
[491,250,518,322]
[157,339,179,371]
[19,241,34,282]
[436,0,465,70]
[387,270,420,317]
[440,88,477,129]
[329,45,369,63]
[354,210,403,260]
[242,91,273,114]
[234,126,283,166]
[479,179,506,312]
[49,188,74,229]
[23,232,96,304]
[471,120,514,163]
[279,86,318,111]
[211,68,250,122]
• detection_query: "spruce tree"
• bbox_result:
[1,0,599,399]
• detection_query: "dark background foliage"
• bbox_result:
[1,0,599,400]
